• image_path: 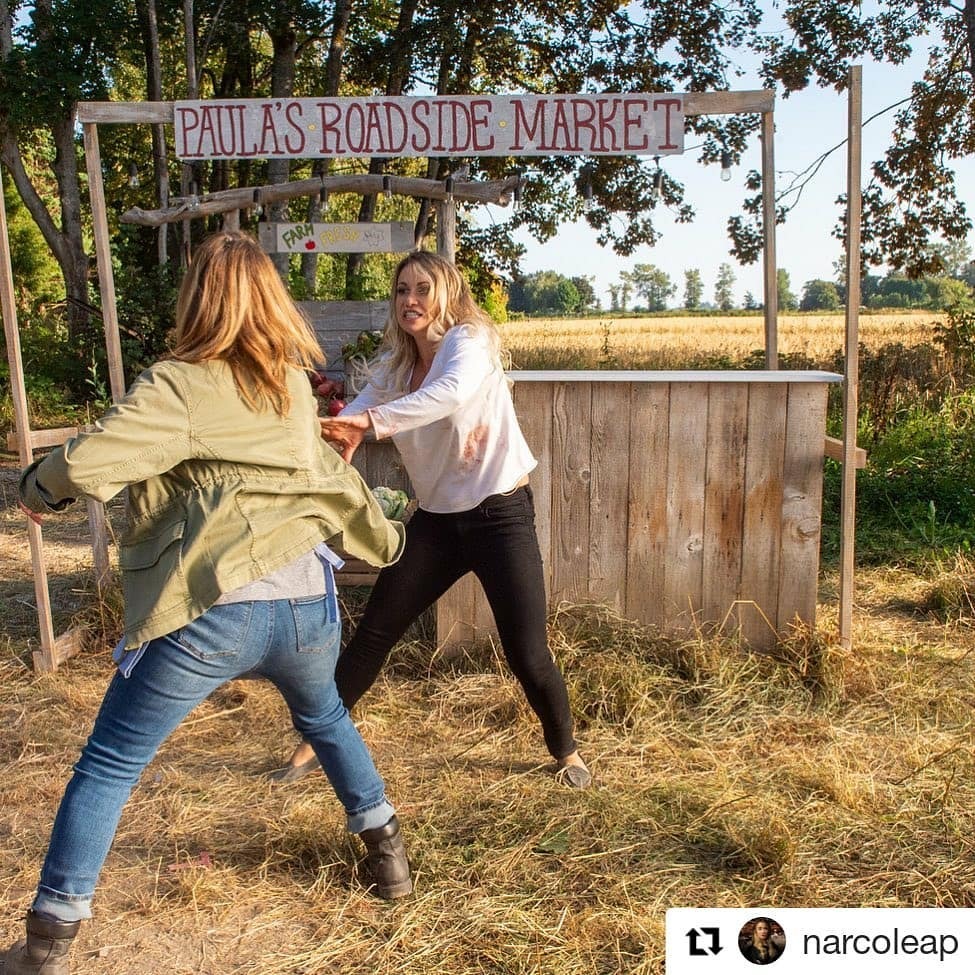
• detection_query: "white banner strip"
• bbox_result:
[173,94,685,160]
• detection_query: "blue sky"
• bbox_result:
[481,46,975,310]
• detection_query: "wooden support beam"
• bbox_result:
[77,91,776,125]
[6,426,80,452]
[823,436,866,469]
[32,627,86,674]
[122,174,520,227]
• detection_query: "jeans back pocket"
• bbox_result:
[292,595,342,654]
[176,601,254,660]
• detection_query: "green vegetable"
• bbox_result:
[371,485,410,520]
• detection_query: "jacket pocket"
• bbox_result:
[292,596,342,654]
[119,518,185,570]
[119,517,188,631]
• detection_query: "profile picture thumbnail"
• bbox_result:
[738,916,786,965]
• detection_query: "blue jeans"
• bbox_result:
[33,594,394,922]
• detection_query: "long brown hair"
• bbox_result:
[172,231,322,415]
[364,250,502,394]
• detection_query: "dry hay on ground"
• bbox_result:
[2,453,974,974]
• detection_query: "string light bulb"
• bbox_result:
[720,148,733,182]
[444,175,454,203]
[382,174,392,200]
[580,163,594,211]
[127,162,139,189]
[651,157,663,200]
[512,169,524,213]
[252,188,264,218]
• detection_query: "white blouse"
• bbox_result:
[342,324,536,513]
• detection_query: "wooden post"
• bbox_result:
[436,199,456,261]
[1,167,56,667]
[82,122,127,403]
[761,108,778,368]
[838,66,863,649]
[0,168,89,670]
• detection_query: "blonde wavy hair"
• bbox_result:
[171,231,322,415]
[364,250,503,394]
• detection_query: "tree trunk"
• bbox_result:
[136,0,168,263]
[346,0,418,296]
[0,0,92,345]
[267,6,297,279]
[301,0,353,294]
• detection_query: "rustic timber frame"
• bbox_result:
[1,79,864,669]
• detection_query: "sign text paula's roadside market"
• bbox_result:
[174,93,685,160]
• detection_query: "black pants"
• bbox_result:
[335,486,577,759]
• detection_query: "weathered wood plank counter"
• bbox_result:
[350,370,842,651]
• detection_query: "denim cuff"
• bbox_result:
[346,798,395,834]
[32,887,93,922]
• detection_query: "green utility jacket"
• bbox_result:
[20,359,405,648]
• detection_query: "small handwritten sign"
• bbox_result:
[258,221,414,254]
[174,94,684,160]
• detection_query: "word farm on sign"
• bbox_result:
[174,94,685,160]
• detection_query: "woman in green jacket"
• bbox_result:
[4,232,411,975]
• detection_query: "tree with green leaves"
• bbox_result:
[714,262,736,311]
[683,268,704,310]
[571,275,599,313]
[777,268,798,311]
[508,269,581,315]
[623,263,675,312]
[800,279,841,312]
[5,0,975,349]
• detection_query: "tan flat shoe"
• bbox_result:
[267,755,322,783]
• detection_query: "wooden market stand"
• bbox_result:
[1,78,864,669]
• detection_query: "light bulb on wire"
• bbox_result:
[720,149,733,182]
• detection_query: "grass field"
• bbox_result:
[2,309,973,974]
[499,311,944,370]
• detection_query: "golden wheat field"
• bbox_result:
[498,311,943,370]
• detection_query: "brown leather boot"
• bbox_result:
[2,911,80,975]
[358,815,413,900]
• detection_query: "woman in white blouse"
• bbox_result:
[275,250,590,789]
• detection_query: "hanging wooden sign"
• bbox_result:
[258,221,415,254]
[174,93,684,160]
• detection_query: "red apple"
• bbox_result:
[327,397,346,416]
[316,379,336,398]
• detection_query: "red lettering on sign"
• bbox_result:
[383,101,408,152]
[410,100,432,152]
[511,99,546,150]
[550,100,572,150]
[597,98,622,151]
[364,102,387,152]
[470,99,495,151]
[257,104,282,155]
[623,98,649,151]
[570,99,598,152]
[653,97,682,150]
[176,107,201,157]
[284,101,306,154]
[345,103,365,153]
[316,103,342,153]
